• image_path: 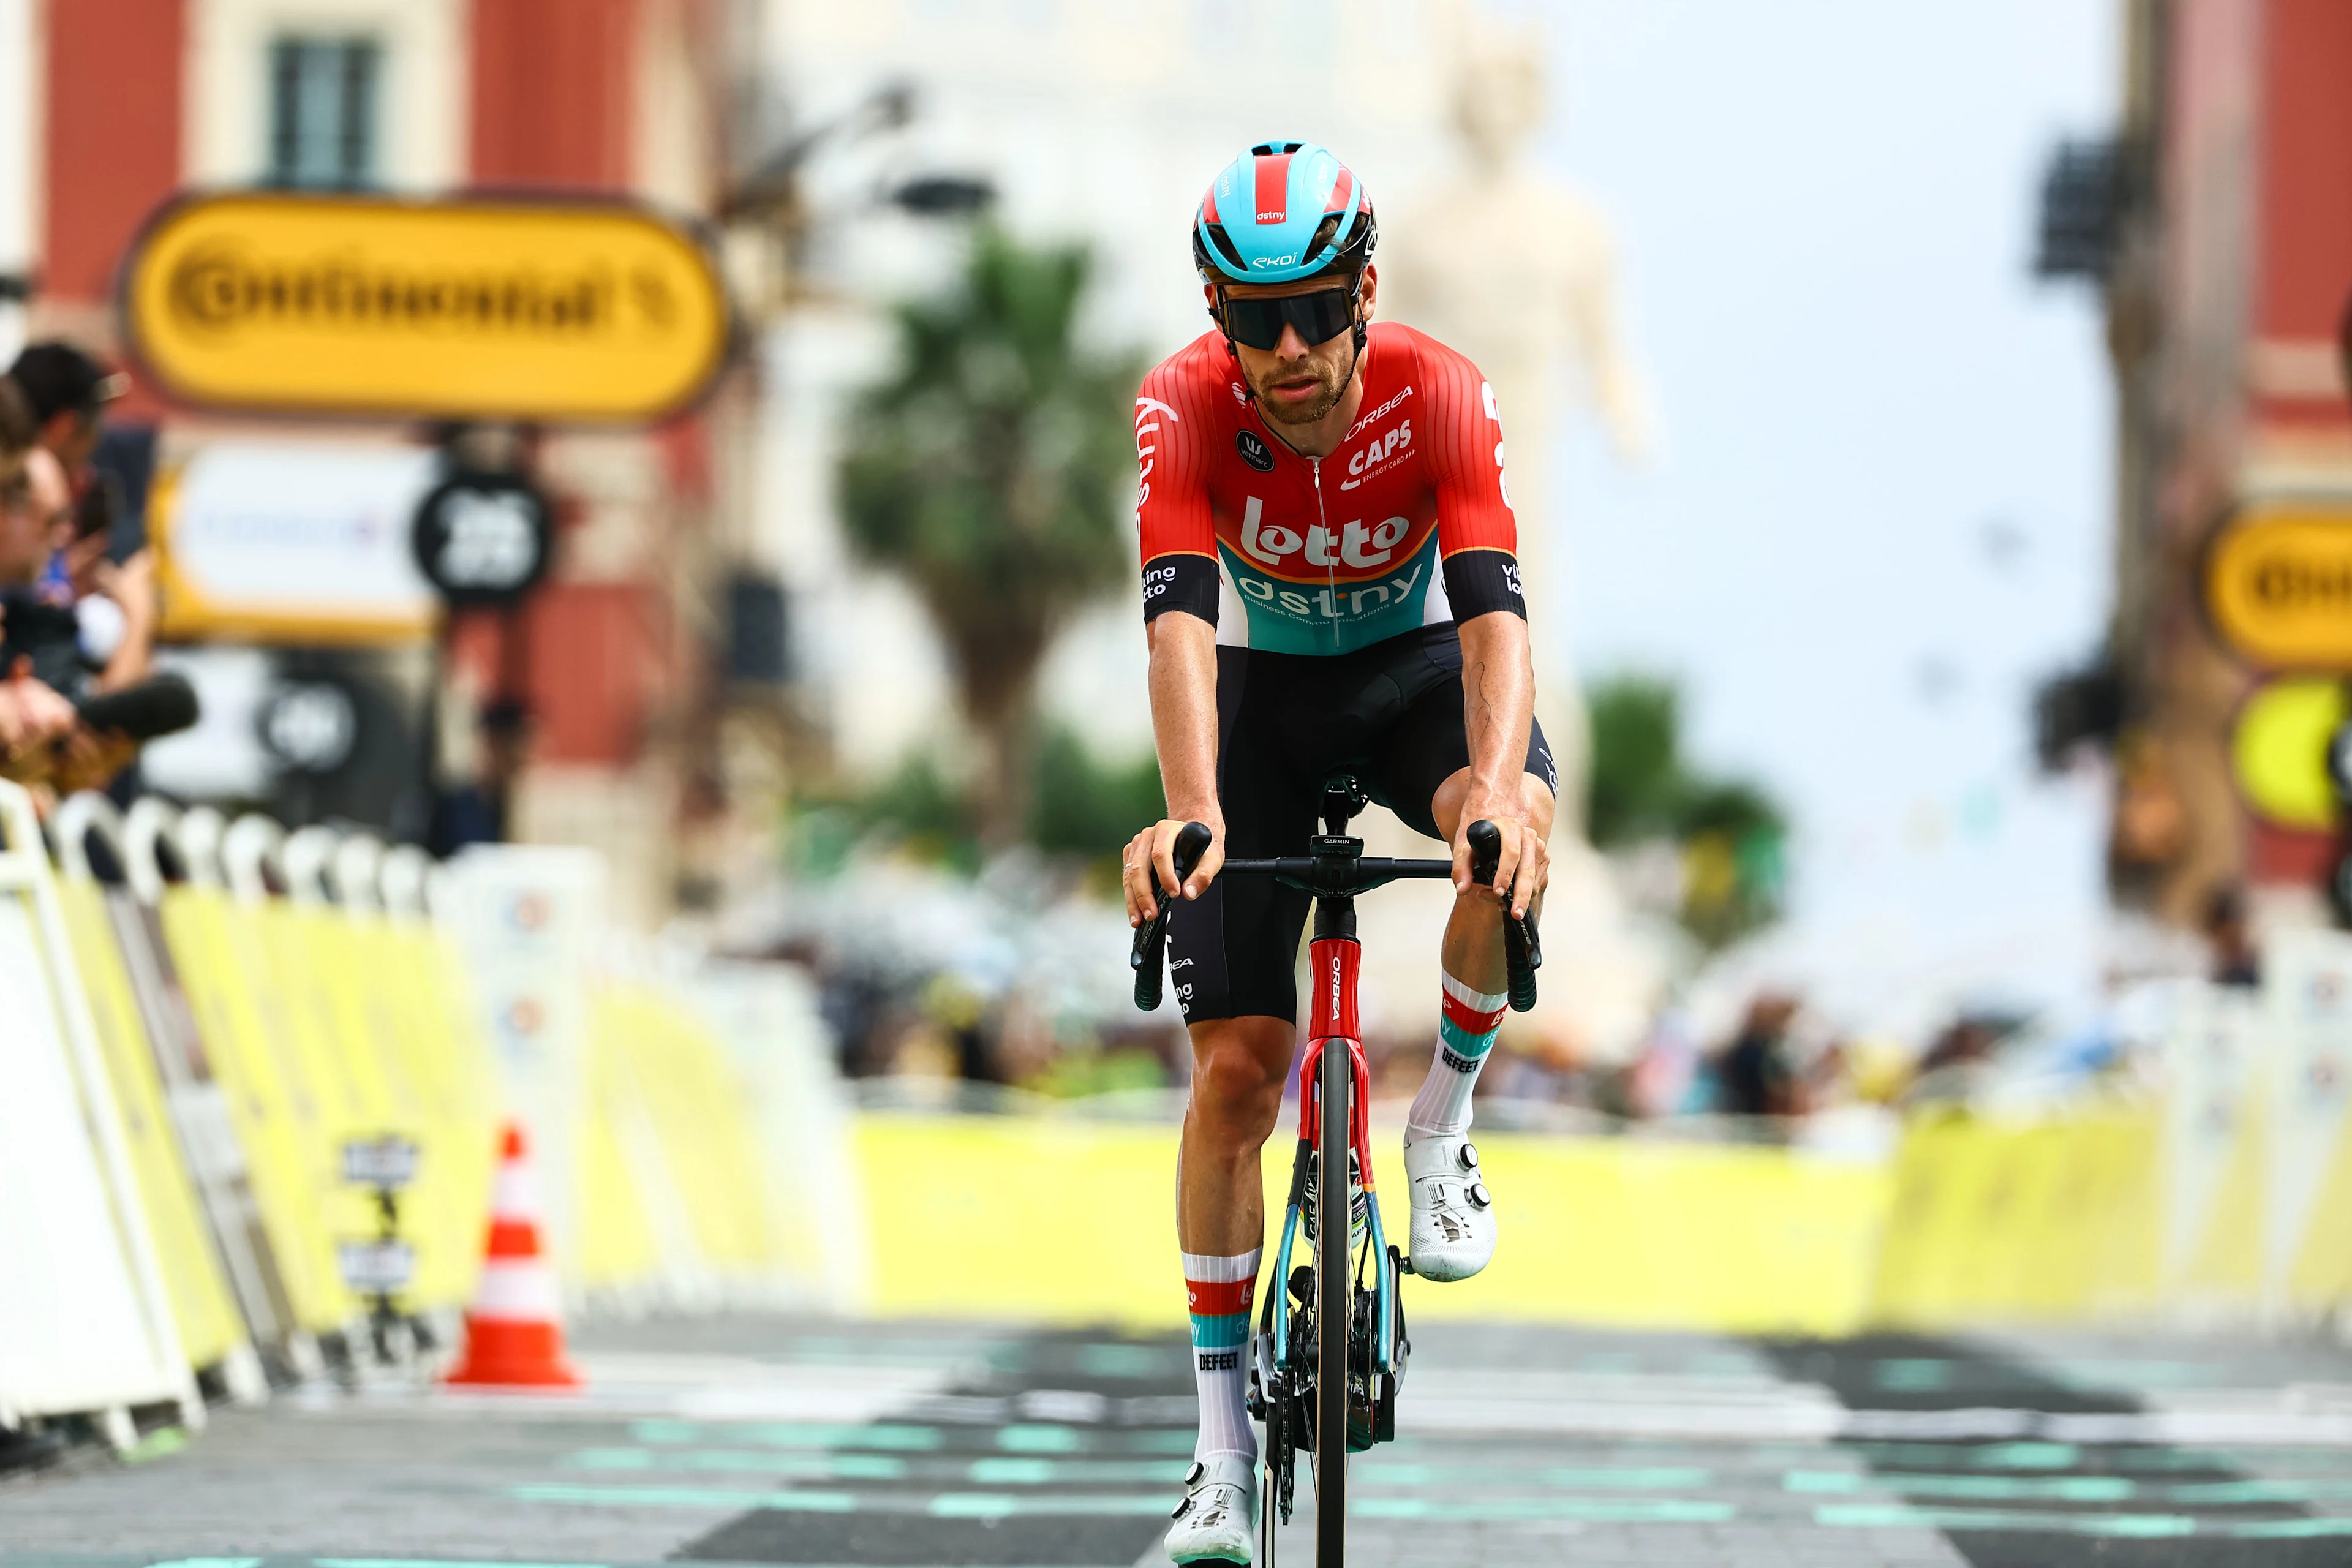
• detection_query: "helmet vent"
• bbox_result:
[1302,213,1342,266]
[1251,141,1304,157]
[1204,222,1248,273]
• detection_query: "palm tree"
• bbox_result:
[838,228,1141,846]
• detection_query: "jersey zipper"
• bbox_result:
[1310,455,1337,652]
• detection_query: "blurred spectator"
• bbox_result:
[1,449,95,693]
[9,345,153,703]
[56,474,154,693]
[2201,884,2260,989]
[1626,1011,1705,1117]
[429,698,533,854]
[1716,992,1800,1117]
[0,382,78,782]
[1918,1016,1997,1075]
[9,341,123,473]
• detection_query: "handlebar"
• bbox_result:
[1129,821,1213,1012]
[1466,820,1543,1014]
[1130,818,1542,1014]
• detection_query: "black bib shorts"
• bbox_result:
[1166,624,1557,1027]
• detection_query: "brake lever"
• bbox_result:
[1132,821,1215,1012]
[1464,819,1542,1013]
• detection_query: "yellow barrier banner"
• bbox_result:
[162,886,355,1332]
[589,985,794,1291]
[54,878,247,1374]
[853,1114,1892,1335]
[375,914,499,1311]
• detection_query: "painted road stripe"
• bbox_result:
[512,1484,858,1512]
[566,1441,2352,1507]
[319,1561,612,1568]
[1816,1505,2197,1537]
[564,1447,910,1479]
[521,1476,2352,1535]
[628,1419,941,1450]
[966,1458,1182,1485]
[1847,1437,2352,1472]
[574,1446,1731,1491]
[1812,1502,2352,1538]
[925,1494,1167,1518]
[1351,1498,1738,1524]
[1788,1469,2136,1501]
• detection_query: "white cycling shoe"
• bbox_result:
[1404,1129,1496,1282]
[1166,1452,1256,1564]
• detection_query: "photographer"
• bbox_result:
[0,382,173,793]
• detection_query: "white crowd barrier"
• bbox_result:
[0,783,200,1442]
[3,784,851,1440]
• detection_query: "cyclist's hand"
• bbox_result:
[1123,816,1224,927]
[1453,806,1548,921]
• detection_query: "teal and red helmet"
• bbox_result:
[1193,140,1377,286]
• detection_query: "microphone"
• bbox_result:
[74,673,199,741]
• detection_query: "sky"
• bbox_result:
[1533,1,2122,1030]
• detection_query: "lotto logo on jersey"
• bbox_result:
[1238,495,1411,569]
[1217,529,1441,654]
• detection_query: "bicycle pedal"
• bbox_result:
[1396,1253,1415,1276]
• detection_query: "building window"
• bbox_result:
[267,36,381,190]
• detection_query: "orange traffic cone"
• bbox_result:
[444,1121,581,1388]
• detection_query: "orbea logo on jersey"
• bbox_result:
[1238,495,1409,568]
[1343,385,1414,440]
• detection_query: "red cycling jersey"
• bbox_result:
[1133,321,1523,655]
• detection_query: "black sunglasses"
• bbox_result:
[1220,285,1357,352]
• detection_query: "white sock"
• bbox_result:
[1407,971,1507,1136]
[1183,1247,1261,1462]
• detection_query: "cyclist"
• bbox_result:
[1123,140,1554,1563]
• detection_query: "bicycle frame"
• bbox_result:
[1264,935,1400,1440]
[1128,788,1539,1567]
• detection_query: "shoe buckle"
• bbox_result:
[1468,1180,1491,1209]
[1457,1140,1479,1172]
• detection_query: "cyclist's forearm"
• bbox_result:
[1147,610,1222,823]
[1457,610,1534,818]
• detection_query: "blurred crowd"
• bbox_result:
[771,813,2289,1134]
[0,340,167,802]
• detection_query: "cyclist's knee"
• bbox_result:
[1188,1017,1293,1144]
[1431,766,1558,843]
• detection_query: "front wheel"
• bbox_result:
[1313,1041,1350,1564]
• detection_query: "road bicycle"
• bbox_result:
[1131,777,1541,1567]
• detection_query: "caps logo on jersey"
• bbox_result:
[1235,429,1276,472]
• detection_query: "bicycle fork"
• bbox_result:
[1253,921,1410,1561]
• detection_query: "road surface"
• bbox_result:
[6,1316,2352,1566]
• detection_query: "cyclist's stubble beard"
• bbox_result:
[1248,333,1357,428]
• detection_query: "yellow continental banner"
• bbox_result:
[122,192,730,422]
[2206,505,2352,669]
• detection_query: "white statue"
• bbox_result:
[1381,11,1651,837]
[1349,7,1665,1065]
